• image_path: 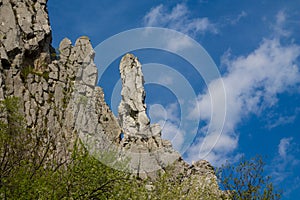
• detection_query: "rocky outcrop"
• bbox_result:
[0,0,52,71]
[115,55,226,200]
[118,54,160,138]
[0,0,72,163]
[0,0,227,198]
[116,53,180,178]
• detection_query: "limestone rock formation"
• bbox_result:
[0,0,227,198]
[118,53,152,138]
[118,53,164,140]
[115,53,180,178]
[0,0,52,71]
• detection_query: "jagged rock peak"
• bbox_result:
[0,1,228,197]
[0,0,52,70]
[118,53,161,139]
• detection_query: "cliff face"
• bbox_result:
[0,0,226,198]
[0,0,73,161]
[0,0,52,72]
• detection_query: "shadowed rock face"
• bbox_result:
[0,0,52,70]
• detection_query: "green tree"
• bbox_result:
[216,156,282,200]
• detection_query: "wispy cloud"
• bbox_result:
[143,3,217,36]
[273,10,291,37]
[265,111,298,129]
[278,137,293,159]
[142,7,300,166]
[185,11,300,166]
[229,11,247,25]
[269,137,300,197]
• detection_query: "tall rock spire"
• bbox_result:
[118,53,160,139]
[117,53,181,178]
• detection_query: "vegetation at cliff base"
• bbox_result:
[0,97,143,199]
[0,97,281,199]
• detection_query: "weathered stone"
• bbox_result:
[43,92,48,102]
[54,82,65,107]
[4,70,14,95]
[13,73,24,97]
[42,78,48,91]
[116,54,183,178]
[0,45,9,63]
[49,71,58,80]
[0,0,19,53]
[15,1,33,35]
[49,63,58,72]
[33,2,51,34]
[118,53,157,138]
[82,63,97,86]
[0,1,227,198]
[23,90,30,102]
[28,82,37,97]
[59,68,67,82]
[0,0,52,69]
[30,99,37,125]
[36,83,43,104]
[24,101,31,126]
[70,36,94,65]
[59,38,72,60]
[0,88,3,100]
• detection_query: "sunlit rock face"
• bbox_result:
[118,53,161,139]
[0,1,228,197]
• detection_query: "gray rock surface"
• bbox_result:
[118,53,159,138]
[0,1,227,198]
[116,53,181,177]
[0,0,52,70]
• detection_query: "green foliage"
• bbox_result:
[20,65,50,81]
[0,97,234,199]
[20,65,34,80]
[216,156,282,200]
[0,97,33,199]
[0,97,147,199]
[146,165,225,200]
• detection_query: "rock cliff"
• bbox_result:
[0,0,227,198]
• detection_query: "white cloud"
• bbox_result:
[229,11,247,25]
[143,3,217,36]
[273,10,291,37]
[269,137,300,188]
[142,3,217,52]
[278,137,293,158]
[149,103,179,125]
[186,33,300,166]
[265,113,297,129]
[157,74,174,85]
[143,9,300,166]
[159,120,186,151]
[165,33,194,52]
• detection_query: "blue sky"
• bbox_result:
[48,1,300,199]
